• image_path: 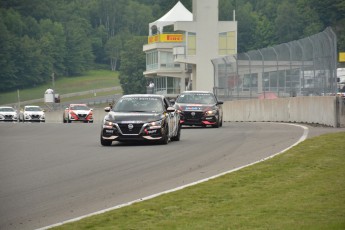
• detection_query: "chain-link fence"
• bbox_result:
[212,27,337,100]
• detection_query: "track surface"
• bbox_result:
[1,122,307,229]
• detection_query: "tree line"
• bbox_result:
[0,0,344,93]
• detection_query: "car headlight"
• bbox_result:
[147,120,163,129]
[103,120,114,127]
[205,110,217,116]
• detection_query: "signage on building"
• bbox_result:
[339,52,345,62]
[148,34,183,44]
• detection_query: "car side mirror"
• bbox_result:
[166,106,175,113]
[217,101,224,105]
[104,107,111,112]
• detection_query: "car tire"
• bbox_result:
[213,119,220,128]
[67,118,71,123]
[160,125,169,145]
[171,124,181,141]
[100,133,112,146]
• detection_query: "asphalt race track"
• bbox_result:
[0,122,309,229]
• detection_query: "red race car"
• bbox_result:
[63,104,93,123]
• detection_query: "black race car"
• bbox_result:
[173,91,223,128]
[100,94,181,146]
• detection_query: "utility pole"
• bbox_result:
[52,72,55,90]
[17,89,20,109]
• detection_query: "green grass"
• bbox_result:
[53,132,345,230]
[0,70,120,105]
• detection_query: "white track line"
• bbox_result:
[37,123,309,230]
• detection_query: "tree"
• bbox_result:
[119,36,147,94]
[64,16,94,76]
[0,18,17,91]
[275,1,303,43]
[38,19,66,78]
[236,2,258,52]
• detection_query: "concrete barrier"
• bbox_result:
[45,96,345,127]
[223,96,341,127]
[45,109,107,124]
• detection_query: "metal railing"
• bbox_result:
[212,27,337,100]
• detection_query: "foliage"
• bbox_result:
[0,0,344,92]
[119,36,147,95]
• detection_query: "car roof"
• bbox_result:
[121,94,165,99]
[69,104,88,106]
[181,91,214,94]
[24,105,40,107]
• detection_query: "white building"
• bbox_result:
[143,0,237,97]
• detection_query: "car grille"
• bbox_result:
[77,114,87,119]
[184,111,203,119]
[118,123,143,135]
[31,115,40,119]
[4,115,13,119]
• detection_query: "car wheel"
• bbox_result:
[220,118,223,127]
[63,116,66,123]
[160,125,169,145]
[67,118,71,123]
[100,133,112,146]
[171,124,181,141]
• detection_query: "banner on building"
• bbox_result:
[148,34,183,44]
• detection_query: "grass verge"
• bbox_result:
[0,70,120,105]
[53,132,345,230]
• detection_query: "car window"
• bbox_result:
[114,97,164,113]
[176,93,216,104]
[71,105,89,110]
[0,107,15,112]
[25,107,41,111]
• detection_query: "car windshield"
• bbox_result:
[25,107,41,111]
[0,107,15,112]
[113,97,164,113]
[70,105,89,110]
[176,93,216,104]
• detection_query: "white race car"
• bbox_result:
[0,106,19,122]
[20,105,45,122]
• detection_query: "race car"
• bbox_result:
[100,94,181,146]
[19,105,45,122]
[0,106,18,122]
[173,91,223,128]
[63,104,93,123]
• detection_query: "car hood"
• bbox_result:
[107,112,164,123]
[0,111,17,115]
[71,109,91,114]
[175,103,216,112]
[24,111,44,115]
